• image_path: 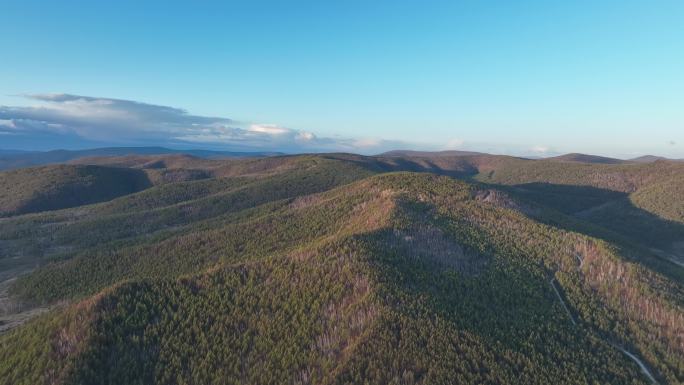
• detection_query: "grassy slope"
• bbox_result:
[1,173,682,384]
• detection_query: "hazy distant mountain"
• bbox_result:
[380,149,487,157]
[0,146,282,170]
[628,155,684,163]
[0,149,31,155]
[630,155,664,163]
[546,153,625,164]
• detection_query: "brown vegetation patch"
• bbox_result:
[315,274,376,358]
[43,298,98,385]
[342,189,398,234]
[296,265,378,384]
[575,240,684,357]
[474,189,538,216]
[289,194,323,210]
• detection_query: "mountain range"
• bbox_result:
[0,147,282,171]
[0,149,683,384]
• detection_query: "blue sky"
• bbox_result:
[1,0,683,157]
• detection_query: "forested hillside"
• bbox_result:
[0,164,151,217]
[472,157,684,268]
[1,153,683,384]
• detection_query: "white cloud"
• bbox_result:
[0,94,235,142]
[352,138,384,148]
[0,93,419,153]
[247,124,291,135]
[530,145,550,153]
[295,131,315,141]
[0,119,16,129]
[443,138,464,149]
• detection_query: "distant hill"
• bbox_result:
[630,155,667,163]
[325,152,519,178]
[0,164,151,217]
[546,153,625,164]
[380,149,487,157]
[0,147,281,171]
[629,155,684,163]
[68,153,208,168]
[0,149,31,155]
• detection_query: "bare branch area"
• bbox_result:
[389,225,489,275]
[474,189,539,216]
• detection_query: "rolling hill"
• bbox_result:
[470,157,684,266]
[380,149,487,157]
[0,152,683,384]
[546,153,626,164]
[0,147,281,171]
[0,164,152,217]
[630,156,684,163]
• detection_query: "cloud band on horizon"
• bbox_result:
[0,94,409,153]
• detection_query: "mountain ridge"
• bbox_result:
[0,146,283,171]
[545,153,626,164]
[0,151,683,384]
